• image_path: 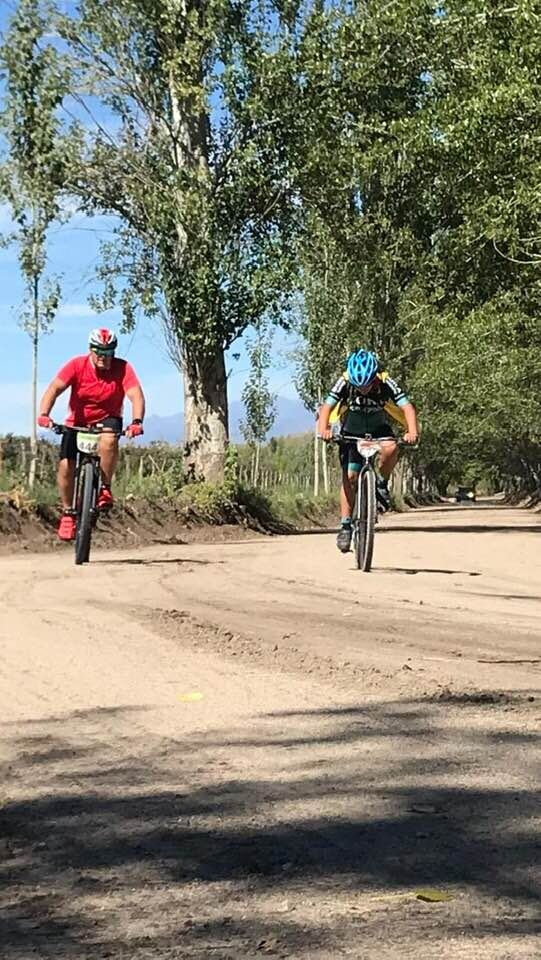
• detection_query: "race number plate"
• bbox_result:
[77,432,99,454]
[356,441,379,458]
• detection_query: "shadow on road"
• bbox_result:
[1,697,539,958]
[380,567,481,576]
[94,557,218,567]
[378,523,541,535]
[462,591,541,603]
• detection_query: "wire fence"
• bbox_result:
[0,433,439,504]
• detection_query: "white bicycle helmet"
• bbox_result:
[88,328,118,354]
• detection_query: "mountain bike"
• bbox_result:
[52,423,123,566]
[335,434,413,573]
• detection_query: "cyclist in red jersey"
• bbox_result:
[37,329,146,540]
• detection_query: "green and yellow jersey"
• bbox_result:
[325,370,410,433]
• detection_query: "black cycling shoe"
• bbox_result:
[336,524,353,553]
[376,478,391,512]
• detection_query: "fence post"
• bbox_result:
[313,421,319,497]
[20,440,27,477]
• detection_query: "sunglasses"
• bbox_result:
[91,347,115,357]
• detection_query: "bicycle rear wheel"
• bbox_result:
[355,468,376,572]
[75,461,95,565]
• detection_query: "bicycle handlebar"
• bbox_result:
[324,433,418,450]
[49,421,125,437]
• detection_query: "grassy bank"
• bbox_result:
[0,433,340,535]
[0,476,339,546]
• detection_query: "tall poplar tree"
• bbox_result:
[0,0,68,488]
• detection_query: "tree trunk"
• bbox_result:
[391,456,405,503]
[167,49,230,486]
[254,442,261,486]
[313,421,319,497]
[28,277,39,491]
[183,347,229,483]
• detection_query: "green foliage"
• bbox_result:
[223,443,240,493]
[236,433,342,493]
[59,0,299,355]
[0,0,68,215]
[266,489,338,526]
[48,0,305,477]
[285,1,436,365]
[238,432,311,477]
[400,2,541,491]
[115,460,186,500]
[293,224,350,412]
[3,0,541,494]
[240,321,277,448]
[0,0,69,339]
[290,0,541,493]
[177,482,234,519]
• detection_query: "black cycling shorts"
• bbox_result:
[59,417,123,461]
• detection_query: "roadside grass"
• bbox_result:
[0,466,338,532]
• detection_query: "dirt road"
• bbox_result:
[1,503,540,958]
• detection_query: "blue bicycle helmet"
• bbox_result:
[346,349,378,387]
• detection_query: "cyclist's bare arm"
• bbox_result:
[126,383,145,422]
[402,402,419,444]
[317,402,333,441]
[39,377,68,417]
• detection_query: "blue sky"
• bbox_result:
[0,1,300,437]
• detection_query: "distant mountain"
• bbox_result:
[143,396,314,444]
[142,412,182,444]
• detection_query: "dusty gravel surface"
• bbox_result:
[1,502,540,959]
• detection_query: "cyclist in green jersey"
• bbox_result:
[318,349,419,553]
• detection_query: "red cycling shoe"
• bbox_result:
[97,486,114,511]
[58,512,76,541]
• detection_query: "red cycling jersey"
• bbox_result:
[57,355,140,426]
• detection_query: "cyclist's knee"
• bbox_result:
[100,433,118,451]
[380,442,398,464]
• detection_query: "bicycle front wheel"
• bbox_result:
[75,460,95,565]
[355,468,376,572]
